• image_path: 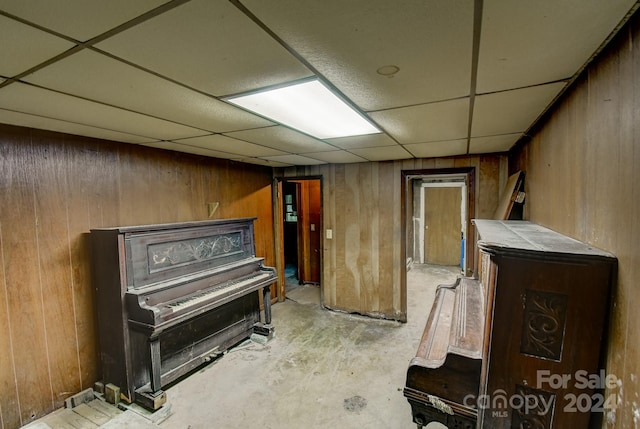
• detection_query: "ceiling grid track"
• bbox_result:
[466,0,483,155]
[0,0,191,90]
[229,0,409,159]
[1,0,636,165]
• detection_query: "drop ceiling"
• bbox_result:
[0,0,637,167]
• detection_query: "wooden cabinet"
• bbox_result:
[474,220,616,428]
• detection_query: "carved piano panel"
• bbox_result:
[476,220,616,428]
[404,220,616,428]
[90,218,276,409]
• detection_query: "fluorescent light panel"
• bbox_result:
[226,79,380,139]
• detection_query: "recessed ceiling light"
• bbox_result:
[225,79,380,139]
[377,65,400,77]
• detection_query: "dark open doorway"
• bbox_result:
[275,177,322,302]
[282,181,301,290]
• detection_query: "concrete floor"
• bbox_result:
[158,264,458,429]
[23,264,458,429]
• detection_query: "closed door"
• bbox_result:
[423,187,461,265]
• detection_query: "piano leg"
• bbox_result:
[263,285,272,325]
[149,336,162,392]
[134,336,167,410]
[253,286,275,339]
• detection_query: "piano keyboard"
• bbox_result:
[165,272,271,313]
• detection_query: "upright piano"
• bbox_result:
[90,218,276,410]
[404,220,617,428]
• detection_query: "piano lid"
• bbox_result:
[90,217,258,234]
[473,220,616,260]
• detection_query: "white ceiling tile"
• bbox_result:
[142,141,238,159]
[477,0,636,93]
[302,151,367,164]
[174,134,286,158]
[0,83,205,140]
[242,0,474,110]
[0,15,74,76]
[0,108,156,144]
[23,50,273,132]
[1,1,636,164]
[95,0,312,96]
[350,145,413,161]
[234,158,293,168]
[0,0,169,42]
[468,134,522,154]
[472,82,565,137]
[260,154,326,166]
[403,139,468,158]
[369,98,470,144]
[225,126,335,153]
[325,133,397,149]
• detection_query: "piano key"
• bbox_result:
[164,272,271,313]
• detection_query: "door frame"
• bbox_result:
[400,167,476,319]
[272,175,323,302]
[419,180,467,270]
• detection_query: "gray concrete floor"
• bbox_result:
[23,264,457,429]
[158,264,458,429]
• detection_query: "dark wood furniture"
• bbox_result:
[404,220,616,428]
[90,218,276,410]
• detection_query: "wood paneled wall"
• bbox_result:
[279,155,505,322]
[0,124,275,429]
[509,12,640,428]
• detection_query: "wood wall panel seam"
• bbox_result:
[0,124,275,427]
[508,12,640,428]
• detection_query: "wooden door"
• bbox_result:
[423,187,461,266]
[296,180,321,284]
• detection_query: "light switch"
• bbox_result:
[326,229,333,239]
[310,223,316,231]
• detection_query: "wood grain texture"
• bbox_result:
[31,135,81,409]
[0,128,23,429]
[324,164,337,306]
[509,13,640,429]
[477,156,500,219]
[377,162,394,316]
[291,179,321,285]
[282,155,504,321]
[0,124,274,428]
[424,187,462,265]
[63,138,101,391]
[308,179,321,284]
[2,138,54,425]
